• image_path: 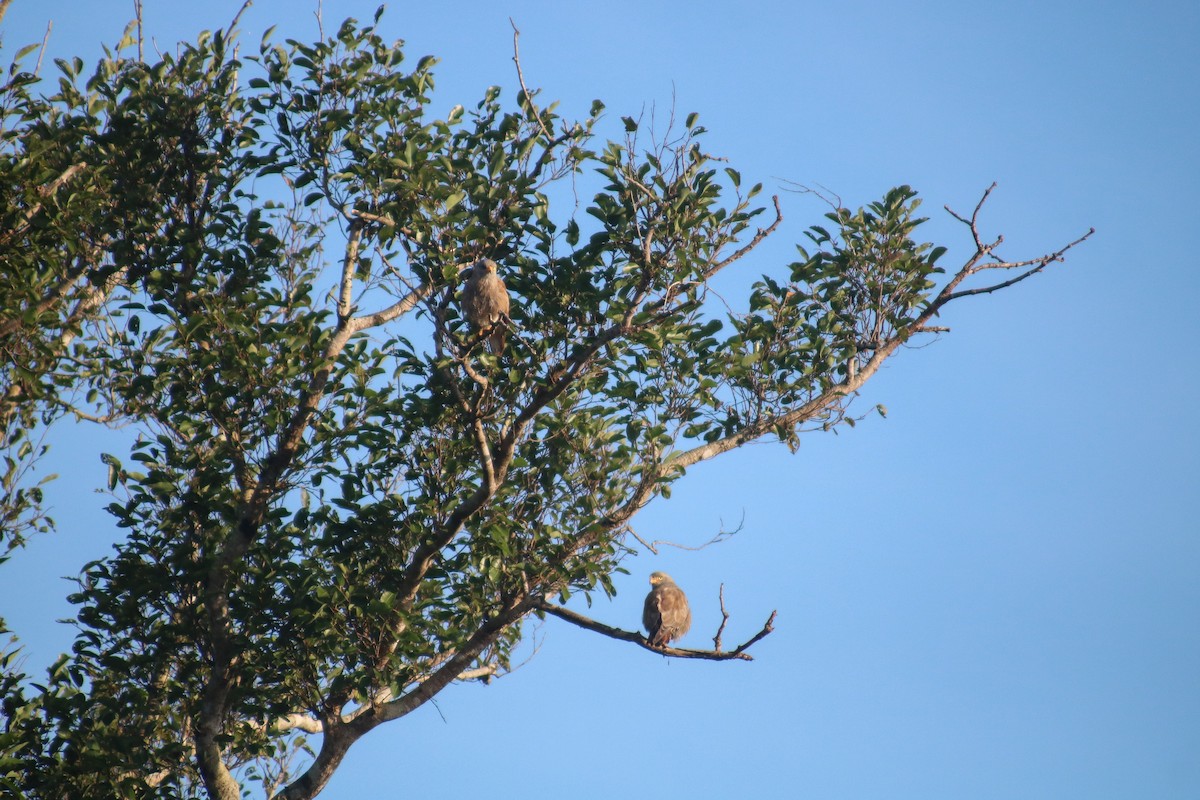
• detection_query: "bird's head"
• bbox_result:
[475,258,499,275]
[648,571,673,586]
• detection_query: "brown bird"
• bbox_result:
[460,258,510,354]
[643,571,692,647]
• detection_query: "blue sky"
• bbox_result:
[2,1,1198,798]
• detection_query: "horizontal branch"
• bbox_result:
[536,598,775,661]
[271,713,324,735]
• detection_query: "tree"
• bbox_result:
[0,7,1092,799]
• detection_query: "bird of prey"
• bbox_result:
[460,258,510,354]
[643,571,692,647]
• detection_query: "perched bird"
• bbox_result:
[460,258,510,354]
[643,571,692,647]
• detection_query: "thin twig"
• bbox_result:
[509,19,554,142]
[632,514,742,554]
[225,0,252,40]
[32,21,53,75]
[627,525,658,554]
[731,610,777,656]
[945,182,999,254]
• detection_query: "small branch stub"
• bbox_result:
[713,583,731,652]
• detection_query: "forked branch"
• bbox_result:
[933,184,1094,309]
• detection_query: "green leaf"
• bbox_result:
[14,43,41,61]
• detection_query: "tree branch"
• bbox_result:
[536,598,775,661]
[704,194,783,278]
[0,161,89,248]
[935,184,1094,309]
[337,221,363,322]
[669,333,899,471]
[938,226,1095,304]
[268,657,503,737]
[194,227,432,800]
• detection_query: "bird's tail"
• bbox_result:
[487,329,506,355]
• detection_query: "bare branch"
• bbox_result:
[34,20,52,76]
[472,416,497,492]
[944,181,997,233]
[224,0,253,40]
[626,525,657,554]
[350,286,432,334]
[729,610,778,656]
[938,226,1095,305]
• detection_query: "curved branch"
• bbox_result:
[278,598,534,800]
[536,598,776,661]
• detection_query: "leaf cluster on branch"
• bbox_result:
[0,7,1090,799]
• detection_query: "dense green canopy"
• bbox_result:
[0,9,1088,799]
